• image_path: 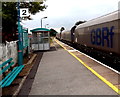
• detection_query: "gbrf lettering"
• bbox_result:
[91,26,114,48]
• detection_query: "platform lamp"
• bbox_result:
[45,24,49,28]
[41,17,47,28]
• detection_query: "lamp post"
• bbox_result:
[41,17,47,28]
[45,24,49,28]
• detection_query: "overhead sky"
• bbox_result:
[22,0,120,32]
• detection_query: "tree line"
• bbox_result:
[2,1,47,43]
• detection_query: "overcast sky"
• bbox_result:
[22,0,120,32]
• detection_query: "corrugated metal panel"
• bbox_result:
[77,11,118,28]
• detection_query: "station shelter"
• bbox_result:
[30,28,50,50]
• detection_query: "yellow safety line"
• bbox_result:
[55,39,120,94]
[55,39,67,50]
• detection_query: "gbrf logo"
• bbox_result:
[91,26,114,48]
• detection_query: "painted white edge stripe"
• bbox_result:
[68,49,78,52]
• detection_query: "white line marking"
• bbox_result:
[68,49,78,52]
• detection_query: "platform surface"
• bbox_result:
[29,41,118,95]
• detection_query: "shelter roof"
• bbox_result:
[30,28,50,32]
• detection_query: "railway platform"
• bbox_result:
[19,38,119,95]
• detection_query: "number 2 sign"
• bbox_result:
[20,8,29,17]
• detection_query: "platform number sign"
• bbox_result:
[20,8,29,17]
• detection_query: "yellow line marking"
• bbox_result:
[69,52,119,94]
[55,39,67,50]
[55,39,120,94]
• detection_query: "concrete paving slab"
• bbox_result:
[100,72,119,85]
[29,48,118,95]
[91,65,114,74]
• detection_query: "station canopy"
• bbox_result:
[30,28,50,32]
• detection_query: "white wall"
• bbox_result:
[0,41,18,65]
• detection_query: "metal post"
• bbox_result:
[41,19,42,28]
[17,0,23,65]
[45,24,49,28]
[41,17,47,28]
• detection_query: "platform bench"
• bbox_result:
[0,58,24,88]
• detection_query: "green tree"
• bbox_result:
[50,28,58,36]
[75,20,86,26]
[60,27,65,32]
[2,1,47,43]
